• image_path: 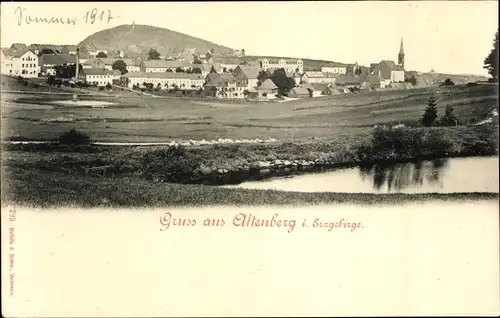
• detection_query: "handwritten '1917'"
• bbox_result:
[15,7,116,26]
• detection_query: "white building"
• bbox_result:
[84,68,114,87]
[261,58,304,73]
[321,63,347,74]
[1,48,40,78]
[123,72,205,90]
[121,59,142,73]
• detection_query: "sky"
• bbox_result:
[1,1,498,75]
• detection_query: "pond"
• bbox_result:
[224,156,499,193]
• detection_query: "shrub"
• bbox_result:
[141,146,201,182]
[357,126,453,161]
[59,129,91,145]
[439,105,459,126]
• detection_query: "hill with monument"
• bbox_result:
[77,23,235,57]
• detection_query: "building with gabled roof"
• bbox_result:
[376,60,405,83]
[1,48,39,77]
[257,78,278,99]
[204,72,246,99]
[190,63,216,76]
[233,64,263,91]
[84,68,113,87]
[307,83,331,97]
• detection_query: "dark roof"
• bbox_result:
[40,54,69,65]
[143,60,190,68]
[379,60,404,71]
[78,53,92,60]
[56,53,77,63]
[234,65,262,79]
[205,73,245,87]
[290,87,309,95]
[335,74,363,86]
[84,68,109,75]
[190,63,213,72]
[309,83,330,91]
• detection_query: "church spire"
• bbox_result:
[398,37,405,69]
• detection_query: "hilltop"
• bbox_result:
[77,24,234,57]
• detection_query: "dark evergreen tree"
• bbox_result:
[483,30,499,82]
[439,105,458,126]
[422,96,438,126]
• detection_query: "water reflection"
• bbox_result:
[359,159,449,192]
[223,157,498,193]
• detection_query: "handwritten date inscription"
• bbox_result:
[15,7,117,26]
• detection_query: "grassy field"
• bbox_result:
[1,83,498,142]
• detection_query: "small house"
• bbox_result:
[257,79,278,99]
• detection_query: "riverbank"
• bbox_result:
[2,165,497,208]
[1,124,498,207]
[3,124,497,182]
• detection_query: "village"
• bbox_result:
[0,37,413,100]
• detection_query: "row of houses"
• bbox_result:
[1,39,407,98]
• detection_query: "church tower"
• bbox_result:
[398,37,405,69]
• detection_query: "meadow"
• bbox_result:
[2,83,497,142]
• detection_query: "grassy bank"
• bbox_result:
[3,124,497,183]
[2,166,497,208]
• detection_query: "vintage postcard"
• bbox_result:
[1,1,499,317]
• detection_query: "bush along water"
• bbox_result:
[356,124,497,162]
[140,145,202,183]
